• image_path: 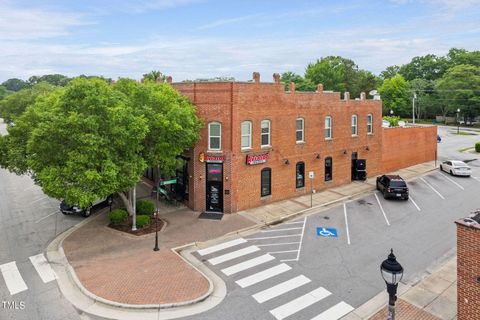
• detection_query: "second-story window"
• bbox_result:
[296,162,305,188]
[296,118,304,142]
[367,114,373,134]
[261,120,271,147]
[351,115,358,136]
[208,122,221,150]
[241,121,252,149]
[325,116,332,139]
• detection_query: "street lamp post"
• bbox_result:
[456,108,461,134]
[380,249,404,320]
[153,181,160,252]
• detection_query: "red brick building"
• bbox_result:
[167,72,436,214]
[456,213,480,320]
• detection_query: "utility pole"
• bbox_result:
[412,93,416,124]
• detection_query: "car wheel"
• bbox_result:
[83,208,91,217]
[404,196,409,201]
[449,170,454,176]
[439,165,443,172]
[61,211,69,215]
[383,190,388,199]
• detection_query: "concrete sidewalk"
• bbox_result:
[46,160,458,320]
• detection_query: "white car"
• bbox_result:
[440,160,471,177]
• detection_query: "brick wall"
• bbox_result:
[381,126,437,173]
[456,219,480,320]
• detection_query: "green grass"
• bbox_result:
[450,130,478,136]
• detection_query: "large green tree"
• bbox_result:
[0,82,57,123]
[142,70,166,83]
[0,85,10,101]
[280,71,315,91]
[398,54,448,81]
[436,64,480,122]
[1,78,30,92]
[378,74,411,116]
[28,74,71,86]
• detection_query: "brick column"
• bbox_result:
[456,214,480,320]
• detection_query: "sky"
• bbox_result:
[1,0,479,82]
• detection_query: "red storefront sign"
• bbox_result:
[246,152,269,165]
[199,152,224,163]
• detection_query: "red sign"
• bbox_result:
[246,152,269,165]
[199,152,224,163]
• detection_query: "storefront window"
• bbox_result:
[325,157,332,181]
[296,162,305,188]
[261,168,271,197]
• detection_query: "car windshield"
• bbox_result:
[452,161,468,167]
[390,180,406,188]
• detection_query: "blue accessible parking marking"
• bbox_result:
[316,227,338,237]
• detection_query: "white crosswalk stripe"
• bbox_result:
[310,301,354,320]
[207,245,260,265]
[252,275,311,303]
[236,263,291,288]
[0,261,28,295]
[29,253,57,283]
[221,254,275,276]
[197,238,247,256]
[269,287,331,320]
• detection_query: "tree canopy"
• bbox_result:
[378,74,410,116]
[1,78,30,92]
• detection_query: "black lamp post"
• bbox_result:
[153,184,160,252]
[456,108,461,134]
[380,249,404,320]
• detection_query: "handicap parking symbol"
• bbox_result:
[316,227,338,237]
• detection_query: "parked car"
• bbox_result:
[60,195,113,217]
[376,175,409,200]
[439,160,471,177]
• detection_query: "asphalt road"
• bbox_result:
[0,120,106,320]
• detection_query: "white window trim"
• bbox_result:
[351,115,358,136]
[241,121,252,150]
[296,118,304,143]
[367,114,373,135]
[261,120,271,147]
[208,121,221,151]
[325,116,332,139]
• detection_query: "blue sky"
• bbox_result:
[1,0,479,82]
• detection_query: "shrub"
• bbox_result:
[136,200,155,216]
[476,142,480,152]
[383,115,400,127]
[108,209,128,225]
[136,215,150,229]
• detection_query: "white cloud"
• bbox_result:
[0,2,92,40]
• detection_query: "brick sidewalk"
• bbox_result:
[369,299,441,320]
[63,206,254,305]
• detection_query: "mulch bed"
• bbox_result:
[108,215,166,236]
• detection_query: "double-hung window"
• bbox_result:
[208,122,221,150]
[351,115,358,136]
[261,120,271,147]
[296,118,304,142]
[241,121,252,149]
[325,116,332,139]
[367,114,373,134]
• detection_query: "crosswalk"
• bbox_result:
[197,237,354,320]
[0,253,57,296]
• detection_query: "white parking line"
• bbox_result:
[252,275,311,303]
[221,254,275,276]
[0,261,28,295]
[310,301,355,320]
[420,177,445,199]
[257,242,300,247]
[295,217,307,261]
[374,193,391,226]
[269,287,331,320]
[268,250,298,254]
[197,238,247,256]
[35,211,58,223]
[247,234,301,241]
[208,246,260,265]
[472,176,480,182]
[236,263,291,288]
[343,203,351,245]
[29,253,57,283]
[30,196,48,204]
[261,227,302,233]
[409,196,421,211]
[438,173,465,190]
[285,221,304,225]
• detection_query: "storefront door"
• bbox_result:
[206,163,223,212]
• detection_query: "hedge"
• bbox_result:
[475,142,480,152]
[136,200,155,216]
[136,215,150,229]
[108,209,128,225]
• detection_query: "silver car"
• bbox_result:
[440,160,471,177]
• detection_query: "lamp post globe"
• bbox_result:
[380,249,403,320]
[390,109,394,115]
[456,108,461,134]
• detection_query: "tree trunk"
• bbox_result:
[118,191,134,216]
